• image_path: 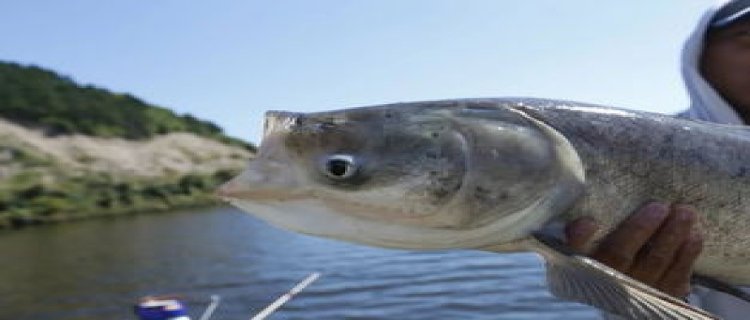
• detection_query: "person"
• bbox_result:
[565,0,750,319]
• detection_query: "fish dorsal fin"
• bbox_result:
[530,233,719,320]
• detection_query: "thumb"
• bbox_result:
[565,217,599,252]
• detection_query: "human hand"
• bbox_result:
[565,202,704,298]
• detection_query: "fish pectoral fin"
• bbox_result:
[530,233,719,320]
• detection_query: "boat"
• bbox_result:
[133,272,319,320]
[134,296,191,320]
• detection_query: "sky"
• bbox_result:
[0,1,716,144]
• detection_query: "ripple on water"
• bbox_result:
[0,208,599,319]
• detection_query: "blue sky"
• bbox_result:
[0,1,714,144]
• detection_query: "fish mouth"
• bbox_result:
[215,186,307,202]
[215,162,308,202]
[216,116,305,202]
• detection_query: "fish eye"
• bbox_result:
[322,155,358,180]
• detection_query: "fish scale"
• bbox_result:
[517,101,750,284]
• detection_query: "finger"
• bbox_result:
[657,231,704,298]
[565,217,599,252]
[591,202,670,271]
[628,205,697,284]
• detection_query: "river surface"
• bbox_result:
[0,207,598,319]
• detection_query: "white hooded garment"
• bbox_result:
[680,1,746,124]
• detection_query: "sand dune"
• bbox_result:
[0,118,253,178]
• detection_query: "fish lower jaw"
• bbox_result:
[220,188,309,202]
[228,198,537,250]
[320,199,468,229]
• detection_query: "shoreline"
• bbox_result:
[0,196,227,231]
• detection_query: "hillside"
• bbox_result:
[0,61,253,150]
[0,62,254,228]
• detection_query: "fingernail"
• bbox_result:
[674,205,696,222]
[643,202,669,221]
[688,230,703,244]
[687,231,704,253]
[575,218,598,235]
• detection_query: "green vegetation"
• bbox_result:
[0,169,238,229]
[0,61,254,151]
[0,61,252,229]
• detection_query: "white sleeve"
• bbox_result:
[691,287,750,320]
[597,288,750,320]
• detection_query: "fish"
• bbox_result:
[217,98,750,319]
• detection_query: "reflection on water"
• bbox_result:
[0,207,597,319]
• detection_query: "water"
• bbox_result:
[0,207,598,319]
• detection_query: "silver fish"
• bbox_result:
[218,98,750,319]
